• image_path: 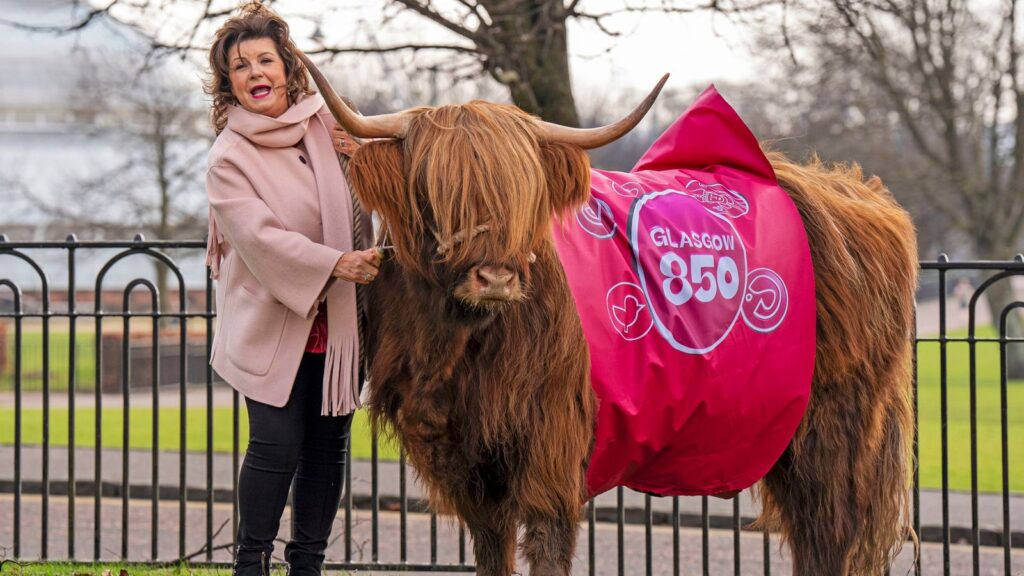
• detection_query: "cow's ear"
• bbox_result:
[540,142,591,214]
[349,139,408,228]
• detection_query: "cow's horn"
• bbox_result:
[295,47,411,138]
[536,74,669,149]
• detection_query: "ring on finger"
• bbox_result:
[363,273,370,281]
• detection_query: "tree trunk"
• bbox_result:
[506,24,579,126]
[485,1,580,126]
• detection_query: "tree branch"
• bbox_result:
[455,0,493,27]
[390,0,483,43]
[179,1,234,55]
[984,5,1010,202]
[572,12,624,37]
[780,0,798,66]
[0,0,120,34]
[901,182,970,230]
[153,518,232,568]
[309,43,480,56]
[829,1,948,167]
[574,0,776,20]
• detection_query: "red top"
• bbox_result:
[306,302,328,353]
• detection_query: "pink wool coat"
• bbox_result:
[205,94,370,415]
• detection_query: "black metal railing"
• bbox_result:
[914,256,1024,576]
[0,237,1021,575]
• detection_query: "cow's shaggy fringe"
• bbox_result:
[756,152,919,575]
[368,102,565,280]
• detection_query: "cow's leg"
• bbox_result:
[464,514,516,576]
[759,365,913,576]
[520,512,577,576]
[760,431,856,575]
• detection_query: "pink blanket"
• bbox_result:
[553,87,816,497]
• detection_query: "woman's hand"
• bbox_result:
[332,125,361,157]
[332,249,382,284]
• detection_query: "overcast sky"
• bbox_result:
[567,9,758,92]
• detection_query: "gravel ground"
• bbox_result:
[2,495,1023,575]
[3,444,1021,549]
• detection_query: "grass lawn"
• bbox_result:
[0,561,286,576]
[915,327,1024,494]
[0,407,401,462]
[1,327,98,392]
[2,325,1021,493]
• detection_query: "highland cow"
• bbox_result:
[299,51,917,576]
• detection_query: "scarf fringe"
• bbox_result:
[322,334,361,416]
[206,207,222,279]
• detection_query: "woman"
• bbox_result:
[203,3,379,575]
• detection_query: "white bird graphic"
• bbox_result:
[612,295,646,333]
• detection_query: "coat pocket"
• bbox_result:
[224,285,288,376]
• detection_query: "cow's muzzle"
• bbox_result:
[454,264,523,304]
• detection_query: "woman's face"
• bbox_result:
[228,37,289,118]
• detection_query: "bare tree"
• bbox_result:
[722,60,959,257]
[1,0,777,126]
[767,0,1024,373]
[23,48,210,311]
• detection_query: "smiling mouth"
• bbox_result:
[250,85,272,99]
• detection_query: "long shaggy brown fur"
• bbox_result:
[347,100,918,576]
[350,103,594,576]
[757,152,918,575]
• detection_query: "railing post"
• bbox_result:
[66,235,77,559]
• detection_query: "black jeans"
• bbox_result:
[234,353,353,575]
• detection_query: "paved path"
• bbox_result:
[2,495,1022,575]
[916,294,981,336]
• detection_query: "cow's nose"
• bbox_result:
[476,266,517,293]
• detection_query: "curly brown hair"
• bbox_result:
[205,2,313,134]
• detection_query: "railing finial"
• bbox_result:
[133,233,146,243]
[66,233,77,243]
[937,253,949,263]
[0,234,7,243]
